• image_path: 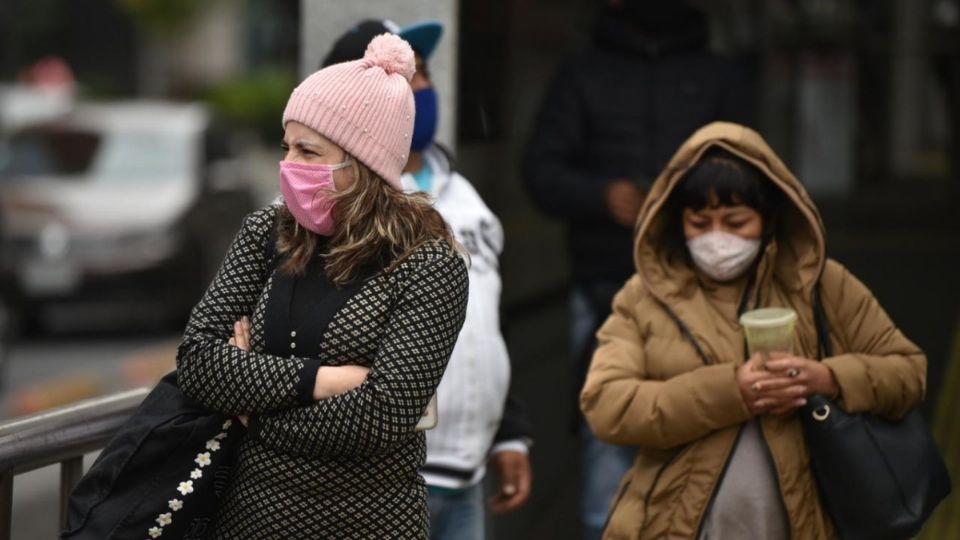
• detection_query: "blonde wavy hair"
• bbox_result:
[277,156,461,284]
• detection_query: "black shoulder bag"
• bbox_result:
[62,214,282,539]
[61,372,243,540]
[802,287,952,540]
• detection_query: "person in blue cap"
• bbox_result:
[323,19,534,540]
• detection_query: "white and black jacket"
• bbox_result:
[402,145,532,489]
[176,205,468,538]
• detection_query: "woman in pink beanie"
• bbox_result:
[175,34,468,538]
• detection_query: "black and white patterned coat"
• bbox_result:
[175,204,469,539]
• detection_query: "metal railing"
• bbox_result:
[0,388,149,540]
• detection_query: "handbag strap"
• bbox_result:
[813,285,834,360]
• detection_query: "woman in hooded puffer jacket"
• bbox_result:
[580,122,926,540]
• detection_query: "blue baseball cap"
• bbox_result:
[322,19,444,68]
[388,20,443,60]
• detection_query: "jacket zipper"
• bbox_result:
[756,421,792,539]
[693,425,744,538]
[692,272,778,537]
[639,445,689,536]
[657,289,753,537]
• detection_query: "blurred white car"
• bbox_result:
[0,101,255,331]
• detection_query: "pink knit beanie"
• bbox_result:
[282,34,415,189]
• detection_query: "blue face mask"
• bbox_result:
[411,87,438,152]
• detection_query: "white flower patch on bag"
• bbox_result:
[144,424,232,538]
[194,453,211,467]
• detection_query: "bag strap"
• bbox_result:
[813,284,834,360]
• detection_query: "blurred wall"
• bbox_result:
[300,0,458,149]
[172,0,246,87]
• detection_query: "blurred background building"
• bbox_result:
[0,0,957,538]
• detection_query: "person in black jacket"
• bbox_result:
[522,1,752,538]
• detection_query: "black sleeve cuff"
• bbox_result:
[296,358,323,404]
[493,392,535,444]
[246,415,263,439]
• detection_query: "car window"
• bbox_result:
[92,129,194,181]
[0,127,100,178]
[0,124,195,182]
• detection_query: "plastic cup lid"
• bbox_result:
[739,307,798,328]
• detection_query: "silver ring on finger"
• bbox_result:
[787,368,800,378]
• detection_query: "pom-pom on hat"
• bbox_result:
[282,33,416,189]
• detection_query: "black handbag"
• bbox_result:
[61,372,243,540]
[801,288,952,540]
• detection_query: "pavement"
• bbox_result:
[1,335,178,419]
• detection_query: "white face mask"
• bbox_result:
[686,231,762,282]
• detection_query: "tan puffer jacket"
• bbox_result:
[580,122,927,539]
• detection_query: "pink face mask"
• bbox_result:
[278,159,352,236]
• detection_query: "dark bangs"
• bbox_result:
[675,147,781,218]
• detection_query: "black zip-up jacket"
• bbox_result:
[523,11,753,284]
